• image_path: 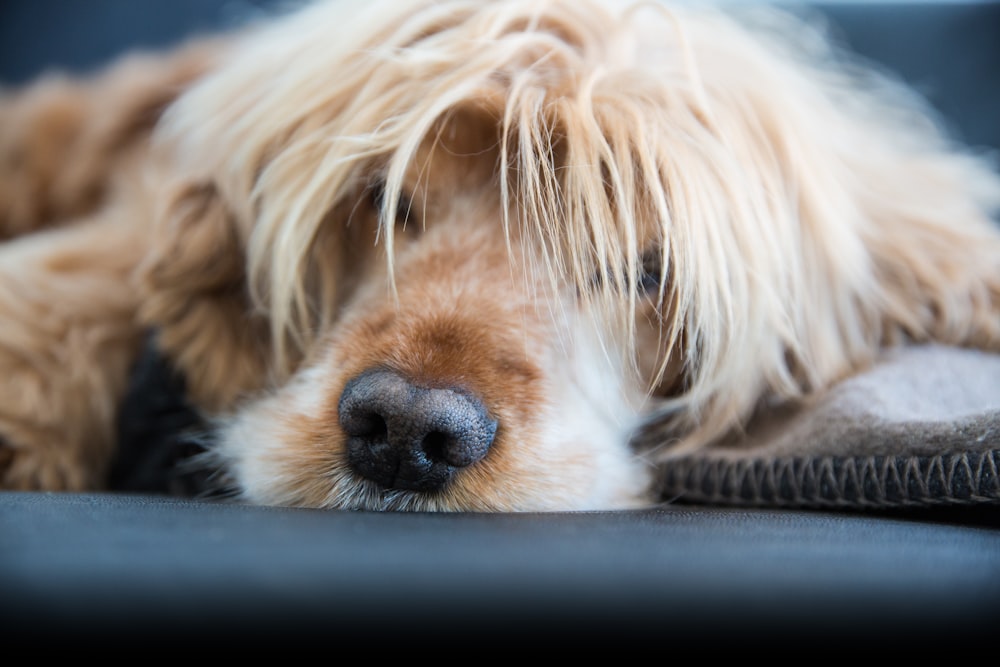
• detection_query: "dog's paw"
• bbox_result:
[0,430,94,491]
[0,436,13,478]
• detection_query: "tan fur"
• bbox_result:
[2,0,999,510]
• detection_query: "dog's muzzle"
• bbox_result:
[339,369,497,492]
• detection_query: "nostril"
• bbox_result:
[342,410,387,441]
[339,368,497,492]
[422,430,449,464]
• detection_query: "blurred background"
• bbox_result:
[1,0,998,154]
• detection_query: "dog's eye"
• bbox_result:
[639,248,665,293]
[587,248,666,296]
[369,179,413,228]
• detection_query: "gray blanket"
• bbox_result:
[657,345,1000,509]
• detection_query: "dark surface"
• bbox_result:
[1,0,999,649]
[2,492,998,647]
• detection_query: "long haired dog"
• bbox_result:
[2,0,999,510]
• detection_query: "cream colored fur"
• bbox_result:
[1,0,998,510]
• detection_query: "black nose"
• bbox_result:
[338,368,497,492]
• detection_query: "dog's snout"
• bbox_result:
[339,369,497,492]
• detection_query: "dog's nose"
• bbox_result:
[339,369,497,492]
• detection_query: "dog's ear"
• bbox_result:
[137,179,271,413]
[637,9,1000,449]
[850,140,1000,351]
[751,30,1000,368]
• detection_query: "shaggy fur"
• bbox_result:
[1,0,999,510]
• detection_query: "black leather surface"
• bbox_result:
[2,492,998,647]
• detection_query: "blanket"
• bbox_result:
[656,345,1000,509]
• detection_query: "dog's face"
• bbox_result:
[208,106,665,510]
[142,0,699,511]
[138,0,1000,510]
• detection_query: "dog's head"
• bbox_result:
[138,0,1000,510]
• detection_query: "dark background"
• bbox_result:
[1,0,998,154]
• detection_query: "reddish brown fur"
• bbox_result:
[0,41,222,488]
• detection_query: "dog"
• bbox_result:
[1,0,998,511]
